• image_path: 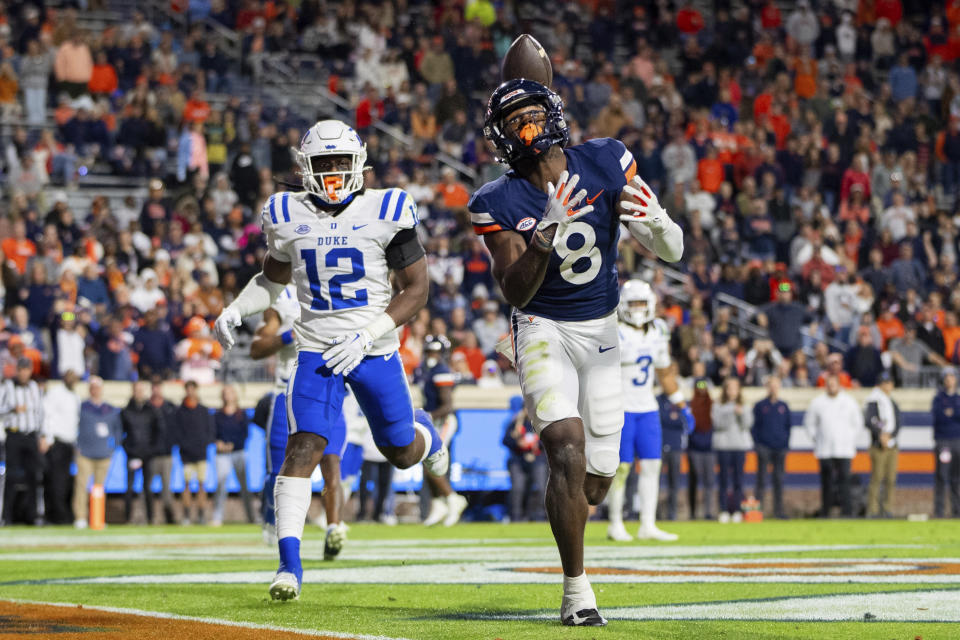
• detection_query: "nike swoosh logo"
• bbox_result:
[585,189,605,205]
[599,345,615,353]
[352,224,368,230]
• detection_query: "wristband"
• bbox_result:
[668,390,685,405]
[364,312,396,342]
[531,228,553,252]
[280,329,294,345]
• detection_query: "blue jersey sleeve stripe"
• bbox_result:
[378,190,393,219]
[268,195,278,224]
[392,191,408,221]
[281,193,291,222]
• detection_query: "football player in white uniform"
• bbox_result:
[214,120,448,601]
[251,285,349,560]
[608,280,692,542]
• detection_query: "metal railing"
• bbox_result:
[260,55,478,182]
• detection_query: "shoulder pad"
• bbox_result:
[261,192,295,229]
[374,188,419,229]
[652,317,670,338]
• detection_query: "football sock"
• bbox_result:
[275,475,311,582]
[608,462,631,526]
[639,458,662,531]
[562,572,596,606]
[413,410,442,462]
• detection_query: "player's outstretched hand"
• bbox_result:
[322,330,374,376]
[214,307,242,350]
[620,176,669,233]
[536,170,594,245]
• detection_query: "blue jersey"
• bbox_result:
[419,362,456,413]
[469,138,637,321]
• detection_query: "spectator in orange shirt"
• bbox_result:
[452,332,485,380]
[1,219,37,275]
[943,311,960,363]
[816,353,853,389]
[1,335,44,378]
[175,316,223,384]
[876,305,905,349]
[88,50,118,95]
[435,167,469,210]
[182,89,210,124]
[697,144,724,194]
[838,183,871,225]
[793,52,818,99]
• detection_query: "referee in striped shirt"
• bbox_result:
[1,358,44,525]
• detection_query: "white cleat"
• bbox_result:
[561,593,607,627]
[269,571,300,601]
[637,525,679,542]
[74,519,88,530]
[443,493,468,527]
[423,497,448,527]
[607,522,633,542]
[424,445,450,477]
[323,522,348,560]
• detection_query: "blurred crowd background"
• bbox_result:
[1,0,959,390]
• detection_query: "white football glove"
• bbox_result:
[213,307,242,350]
[322,329,374,376]
[536,170,594,246]
[619,176,670,233]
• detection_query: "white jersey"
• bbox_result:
[619,318,671,414]
[262,188,418,355]
[263,284,300,390]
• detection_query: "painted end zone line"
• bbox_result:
[2,598,411,640]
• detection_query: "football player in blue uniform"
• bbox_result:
[214,120,448,601]
[469,79,683,626]
[416,338,468,526]
[250,285,348,560]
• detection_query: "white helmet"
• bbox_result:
[619,279,657,327]
[295,120,368,205]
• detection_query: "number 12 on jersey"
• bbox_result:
[300,246,368,310]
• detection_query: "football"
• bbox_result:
[500,34,553,87]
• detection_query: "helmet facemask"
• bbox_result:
[618,280,658,327]
[483,80,569,165]
[296,147,367,205]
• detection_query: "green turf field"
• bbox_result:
[2,519,959,639]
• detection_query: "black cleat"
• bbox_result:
[562,608,608,626]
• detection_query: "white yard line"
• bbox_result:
[1,598,411,640]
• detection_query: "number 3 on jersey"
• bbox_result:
[556,221,601,285]
[300,246,367,310]
[632,355,652,386]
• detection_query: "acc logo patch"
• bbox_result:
[516,217,536,232]
[295,225,311,235]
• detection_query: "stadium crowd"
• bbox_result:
[1,0,960,524]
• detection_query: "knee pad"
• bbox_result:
[585,442,620,477]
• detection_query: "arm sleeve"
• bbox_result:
[385,227,426,270]
[626,216,684,262]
